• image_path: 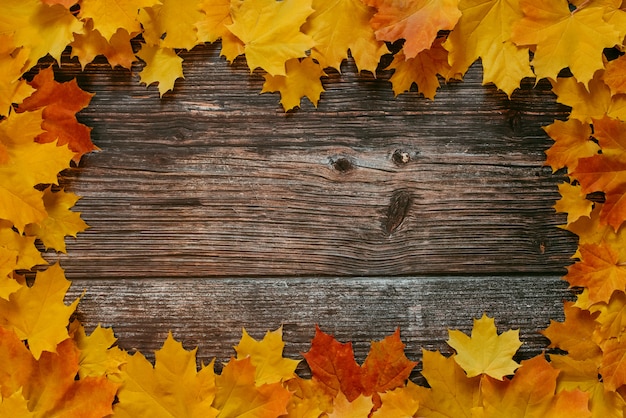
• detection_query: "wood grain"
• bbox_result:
[50,43,576,278]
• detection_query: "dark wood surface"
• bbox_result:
[49,43,576,367]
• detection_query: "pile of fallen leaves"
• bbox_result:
[1,0,626,416]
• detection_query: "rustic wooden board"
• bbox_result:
[52,43,576,278]
[66,276,571,374]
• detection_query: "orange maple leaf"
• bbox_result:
[447,313,521,380]
[214,356,291,417]
[371,381,420,418]
[554,182,593,226]
[261,58,326,111]
[17,67,96,161]
[565,205,626,262]
[367,0,460,59]
[600,338,626,391]
[605,55,626,96]
[591,290,626,343]
[542,301,602,361]
[479,355,591,418]
[0,35,33,117]
[196,0,245,62]
[139,0,206,50]
[543,118,598,173]
[565,243,626,305]
[303,325,364,402]
[511,0,621,86]
[327,392,373,417]
[70,24,136,70]
[227,0,315,76]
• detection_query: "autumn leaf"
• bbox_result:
[0,263,79,359]
[511,0,621,86]
[262,58,326,111]
[447,313,521,379]
[234,326,300,385]
[541,301,602,361]
[371,381,420,418]
[303,325,364,402]
[214,356,291,417]
[136,44,184,97]
[0,326,36,398]
[367,0,460,59]
[71,321,127,380]
[70,24,136,70]
[443,0,534,96]
[327,392,373,417]
[17,67,96,161]
[24,187,89,253]
[0,35,33,117]
[139,0,206,50]
[554,182,593,225]
[79,0,160,41]
[605,54,626,96]
[0,225,46,272]
[285,375,333,417]
[386,37,452,99]
[196,0,245,62]
[227,0,315,76]
[479,355,591,418]
[414,349,481,417]
[114,332,219,417]
[565,205,626,262]
[600,338,626,391]
[591,290,626,342]
[543,118,598,173]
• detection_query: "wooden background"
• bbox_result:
[46,43,576,374]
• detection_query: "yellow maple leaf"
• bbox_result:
[70,24,136,70]
[371,381,420,418]
[368,0,461,59]
[0,253,21,300]
[139,0,206,50]
[0,326,36,398]
[543,118,599,173]
[114,332,218,417]
[0,226,46,272]
[227,0,315,76]
[554,182,593,225]
[605,54,626,96]
[262,58,326,111]
[196,0,245,62]
[214,356,292,417]
[136,44,184,97]
[79,0,160,41]
[0,389,32,417]
[0,35,33,117]
[550,354,626,418]
[447,313,521,379]
[327,392,373,417]
[0,0,83,65]
[234,326,300,385]
[599,338,626,391]
[590,290,626,342]
[443,0,534,96]
[551,72,626,122]
[71,321,128,380]
[0,263,79,359]
[303,0,388,73]
[511,0,621,86]
[414,349,482,417]
[386,38,451,100]
[24,187,88,253]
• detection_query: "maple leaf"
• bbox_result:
[565,205,626,262]
[414,349,481,417]
[70,24,136,70]
[386,37,452,100]
[261,58,326,111]
[0,0,83,65]
[551,354,626,418]
[285,375,333,417]
[0,264,79,359]
[196,0,245,62]
[594,116,626,159]
[361,328,418,396]
[79,0,160,41]
[554,182,593,226]
[0,389,32,417]
[234,326,300,385]
[605,55,626,96]
[302,0,388,74]
[139,0,206,50]
[114,332,219,417]
[511,0,621,86]
[327,392,373,417]
[136,44,184,97]
[600,338,626,391]
[0,326,36,399]
[371,381,420,418]
[71,321,127,380]
[565,243,626,305]
[479,355,591,418]
[303,325,364,402]
[226,0,315,76]
[0,225,46,272]
[447,313,521,379]
[367,0,461,59]
[214,356,291,417]
[592,290,626,342]
[541,301,602,361]
[443,0,534,96]
[550,72,626,122]
[543,118,598,173]
[24,187,89,253]
[17,67,96,161]
[0,35,33,117]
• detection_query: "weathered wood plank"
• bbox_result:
[67,276,571,373]
[50,43,576,278]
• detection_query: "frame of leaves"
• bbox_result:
[1,0,626,416]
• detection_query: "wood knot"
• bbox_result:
[331,157,355,173]
[392,149,411,165]
[384,189,412,234]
